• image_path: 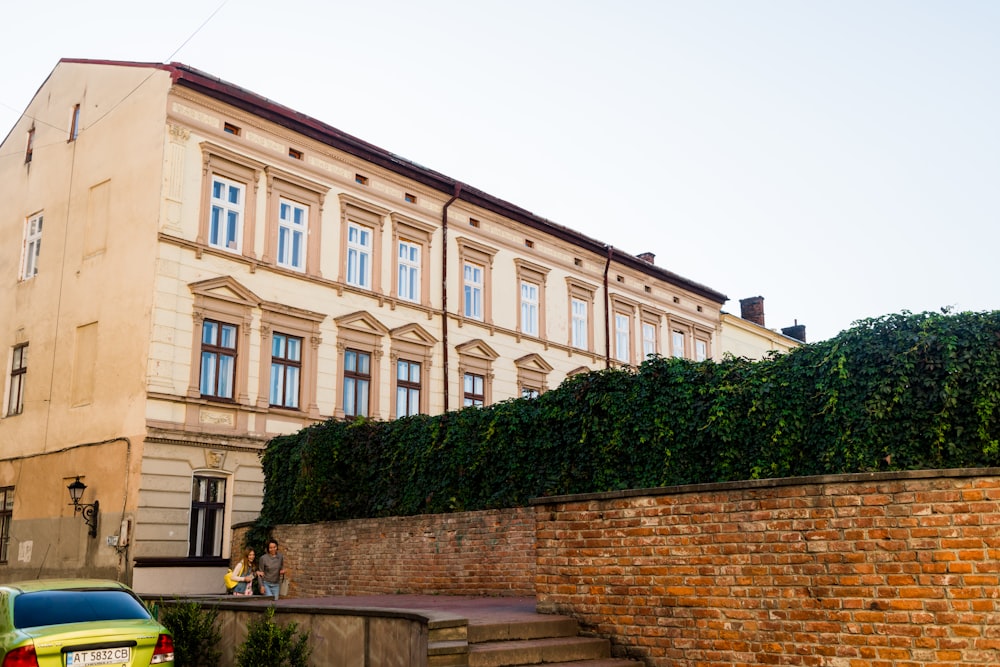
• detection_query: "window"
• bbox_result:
[6,344,26,417]
[515,259,549,339]
[642,322,657,358]
[200,319,237,400]
[390,322,435,418]
[0,487,12,563]
[209,176,244,251]
[258,304,325,419]
[396,359,421,417]
[198,145,262,259]
[69,104,80,141]
[223,122,241,136]
[566,278,596,353]
[24,128,34,163]
[355,174,368,185]
[456,238,497,324]
[189,476,226,558]
[339,195,387,294]
[288,147,303,160]
[615,313,631,364]
[463,373,485,407]
[404,192,417,204]
[456,339,498,409]
[334,311,387,419]
[464,263,484,319]
[515,353,552,400]
[269,333,301,409]
[21,214,42,280]
[571,299,588,349]
[276,198,307,270]
[696,339,708,362]
[398,240,420,302]
[390,213,434,306]
[347,223,372,288]
[520,281,539,336]
[343,349,371,417]
[264,169,325,275]
[672,330,686,359]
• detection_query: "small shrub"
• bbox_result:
[159,600,222,667]
[235,606,310,667]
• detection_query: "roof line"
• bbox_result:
[59,58,727,304]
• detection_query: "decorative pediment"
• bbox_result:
[566,365,593,377]
[334,311,390,336]
[455,339,499,361]
[514,353,554,373]
[189,276,260,307]
[390,323,438,347]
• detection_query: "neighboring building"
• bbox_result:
[718,296,803,359]
[0,59,727,593]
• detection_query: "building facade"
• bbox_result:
[0,59,727,593]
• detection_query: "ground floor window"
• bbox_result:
[189,476,226,557]
[463,373,485,407]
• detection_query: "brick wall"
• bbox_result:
[259,507,535,598]
[533,469,1000,666]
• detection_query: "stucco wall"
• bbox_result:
[533,469,1000,666]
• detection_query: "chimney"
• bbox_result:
[782,321,807,343]
[637,252,655,264]
[739,296,765,327]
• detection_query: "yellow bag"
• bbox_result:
[224,569,239,591]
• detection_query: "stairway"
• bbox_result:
[429,611,641,667]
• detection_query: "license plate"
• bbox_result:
[66,646,131,666]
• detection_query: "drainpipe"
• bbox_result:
[441,183,462,412]
[603,245,612,368]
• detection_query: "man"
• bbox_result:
[257,539,286,600]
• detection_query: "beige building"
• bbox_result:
[0,59,728,593]
[718,296,804,359]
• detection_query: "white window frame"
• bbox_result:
[571,298,588,350]
[397,240,421,302]
[615,313,631,364]
[347,222,373,289]
[209,176,245,252]
[696,339,708,362]
[520,281,539,336]
[464,262,484,320]
[672,330,686,359]
[276,198,307,271]
[642,322,657,358]
[21,214,43,280]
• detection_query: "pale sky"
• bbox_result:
[2,1,998,342]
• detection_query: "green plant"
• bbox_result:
[235,606,310,667]
[254,310,1000,526]
[159,600,222,667]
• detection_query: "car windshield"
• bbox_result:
[14,589,151,628]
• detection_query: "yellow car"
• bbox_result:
[0,579,173,666]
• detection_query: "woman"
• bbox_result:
[231,548,258,595]
[256,539,286,600]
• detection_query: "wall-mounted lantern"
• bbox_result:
[67,477,99,538]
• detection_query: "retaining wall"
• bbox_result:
[255,507,535,598]
[533,469,1000,666]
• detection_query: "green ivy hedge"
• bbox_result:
[256,310,1000,526]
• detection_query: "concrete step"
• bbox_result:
[468,635,610,667]
[468,616,579,643]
